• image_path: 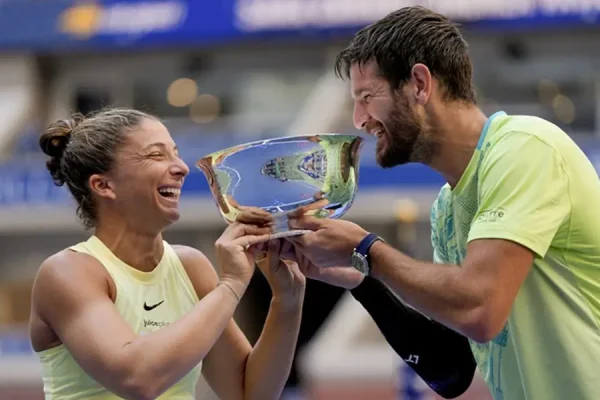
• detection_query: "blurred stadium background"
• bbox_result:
[1,0,600,399]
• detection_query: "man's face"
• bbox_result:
[350,61,431,167]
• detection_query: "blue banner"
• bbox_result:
[0,0,599,51]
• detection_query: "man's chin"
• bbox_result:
[376,152,409,169]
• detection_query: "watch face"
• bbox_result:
[351,252,368,274]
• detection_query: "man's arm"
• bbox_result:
[369,132,570,342]
[368,238,533,342]
[347,199,476,399]
[290,132,570,343]
[350,277,476,398]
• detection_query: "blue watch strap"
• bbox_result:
[356,233,382,259]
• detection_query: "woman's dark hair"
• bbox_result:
[39,108,156,229]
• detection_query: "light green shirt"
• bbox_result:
[430,112,600,400]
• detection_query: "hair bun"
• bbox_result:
[39,113,84,157]
[39,113,85,185]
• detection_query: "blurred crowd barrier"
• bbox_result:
[1,0,600,398]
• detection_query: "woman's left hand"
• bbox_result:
[253,239,306,307]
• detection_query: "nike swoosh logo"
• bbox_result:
[143,300,164,311]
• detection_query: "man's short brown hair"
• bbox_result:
[335,6,476,103]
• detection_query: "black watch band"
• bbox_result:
[356,233,382,261]
[351,233,383,275]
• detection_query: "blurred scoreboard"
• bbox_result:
[0,0,599,52]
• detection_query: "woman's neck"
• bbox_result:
[94,222,164,272]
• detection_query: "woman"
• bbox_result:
[29,108,306,400]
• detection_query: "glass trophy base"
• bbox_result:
[269,212,311,239]
[269,229,311,239]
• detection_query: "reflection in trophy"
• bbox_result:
[197,134,363,238]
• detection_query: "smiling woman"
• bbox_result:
[38,109,187,230]
[29,108,306,400]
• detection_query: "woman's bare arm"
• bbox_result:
[33,250,243,400]
[177,245,302,400]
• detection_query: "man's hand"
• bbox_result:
[279,239,364,289]
[287,215,369,267]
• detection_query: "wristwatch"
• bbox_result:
[351,233,384,275]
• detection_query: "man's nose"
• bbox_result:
[353,101,369,130]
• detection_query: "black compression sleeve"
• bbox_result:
[350,276,476,399]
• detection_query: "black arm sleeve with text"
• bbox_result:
[350,277,476,399]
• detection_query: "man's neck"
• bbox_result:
[426,104,489,188]
[94,220,164,273]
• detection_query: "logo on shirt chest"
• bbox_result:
[143,300,164,311]
[143,318,170,329]
[140,299,170,333]
[476,207,506,223]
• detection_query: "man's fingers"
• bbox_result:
[288,215,326,231]
[287,206,308,219]
[294,249,319,278]
[285,232,318,250]
[285,236,305,249]
[288,198,330,218]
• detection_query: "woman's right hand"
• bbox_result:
[215,221,272,297]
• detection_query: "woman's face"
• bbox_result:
[103,118,190,228]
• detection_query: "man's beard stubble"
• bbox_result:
[377,95,435,168]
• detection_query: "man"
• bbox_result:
[286,6,600,400]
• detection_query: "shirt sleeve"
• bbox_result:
[350,277,476,399]
[468,132,571,258]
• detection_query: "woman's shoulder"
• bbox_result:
[37,249,108,281]
[169,244,210,266]
[169,244,218,297]
[33,249,114,306]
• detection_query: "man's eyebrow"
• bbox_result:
[352,88,370,99]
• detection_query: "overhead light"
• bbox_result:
[538,79,559,105]
[552,94,575,124]
[167,78,198,107]
[189,94,221,124]
[393,199,419,223]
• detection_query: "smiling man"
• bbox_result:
[287,6,600,400]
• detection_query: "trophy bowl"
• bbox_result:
[196,134,364,238]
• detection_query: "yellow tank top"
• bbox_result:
[36,235,202,400]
